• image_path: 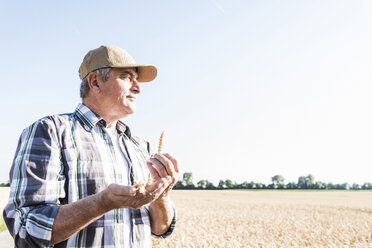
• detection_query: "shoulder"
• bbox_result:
[21,112,75,138]
[27,112,73,128]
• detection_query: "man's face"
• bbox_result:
[98,68,141,118]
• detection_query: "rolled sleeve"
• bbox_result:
[3,118,65,247]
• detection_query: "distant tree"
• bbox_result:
[267,183,274,189]
[176,172,195,189]
[197,180,207,189]
[313,181,326,189]
[298,174,315,189]
[237,181,252,189]
[307,174,315,187]
[255,183,264,189]
[218,180,225,189]
[205,181,215,189]
[185,183,195,189]
[286,182,297,189]
[362,182,372,190]
[174,181,184,189]
[340,183,350,190]
[247,181,254,189]
[271,175,285,189]
[236,182,245,189]
[351,183,361,190]
[233,181,239,189]
[0,181,10,187]
[183,172,194,186]
[225,179,233,189]
[326,182,335,189]
[173,171,371,191]
[297,176,306,189]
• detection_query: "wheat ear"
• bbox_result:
[158,130,165,153]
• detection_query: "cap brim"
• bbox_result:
[137,64,158,82]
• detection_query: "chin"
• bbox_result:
[129,106,136,113]
[125,107,136,115]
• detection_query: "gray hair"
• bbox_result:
[80,68,111,98]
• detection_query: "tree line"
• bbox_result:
[1,173,370,190]
[174,172,372,190]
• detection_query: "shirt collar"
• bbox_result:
[116,120,131,137]
[74,103,131,138]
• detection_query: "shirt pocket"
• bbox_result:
[62,147,106,200]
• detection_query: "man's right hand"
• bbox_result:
[99,176,173,211]
[52,177,172,245]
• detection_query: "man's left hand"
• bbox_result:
[147,153,179,198]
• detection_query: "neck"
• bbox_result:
[82,98,123,128]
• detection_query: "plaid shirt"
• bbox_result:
[3,103,176,248]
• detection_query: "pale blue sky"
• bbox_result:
[1,0,372,185]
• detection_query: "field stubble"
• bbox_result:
[0,188,371,247]
[153,190,372,248]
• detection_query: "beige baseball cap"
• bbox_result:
[78,45,157,82]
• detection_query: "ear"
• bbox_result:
[87,72,101,93]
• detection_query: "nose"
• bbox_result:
[131,79,141,94]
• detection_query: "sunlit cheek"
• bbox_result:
[119,92,128,104]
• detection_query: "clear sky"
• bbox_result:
[1,0,372,185]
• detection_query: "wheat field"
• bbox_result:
[153,190,372,248]
[1,188,371,247]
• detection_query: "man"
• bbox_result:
[3,45,178,247]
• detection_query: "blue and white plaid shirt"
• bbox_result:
[3,103,176,248]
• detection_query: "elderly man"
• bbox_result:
[3,45,178,247]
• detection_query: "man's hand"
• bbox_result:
[147,153,179,198]
[146,153,179,235]
[100,176,173,211]
[51,177,173,245]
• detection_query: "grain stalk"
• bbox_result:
[134,131,164,192]
[158,130,165,153]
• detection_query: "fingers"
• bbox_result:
[148,156,168,178]
[105,177,173,210]
[163,153,180,182]
[110,153,179,209]
[147,161,161,180]
[149,153,178,181]
[109,184,137,197]
[146,176,172,194]
[102,184,137,210]
[134,177,172,206]
[163,153,179,173]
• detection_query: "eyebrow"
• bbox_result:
[120,70,138,79]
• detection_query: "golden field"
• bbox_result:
[153,190,372,248]
[1,188,371,247]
